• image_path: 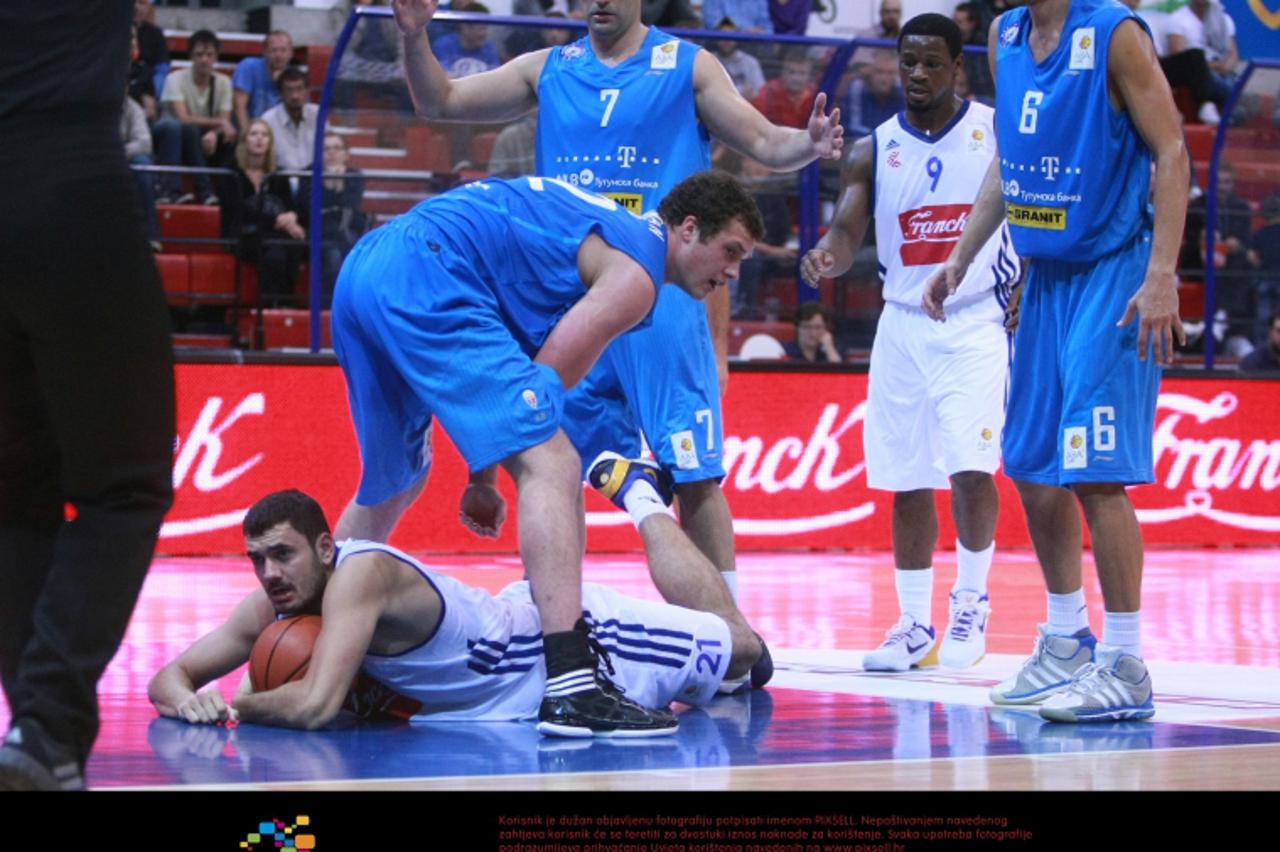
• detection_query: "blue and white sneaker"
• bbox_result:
[990,624,1096,705]
[863,615,938,672]
[588,452,673,510]
[1039,651,1156,723]
[938,590,990,669]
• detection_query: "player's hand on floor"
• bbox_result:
[459,481,506,538]
[393,0,440,36]
[808,92,844,160]
[800,248,835,286]
[1118,275,1186,365]
[922,263,962,322]
[177,689,233,725]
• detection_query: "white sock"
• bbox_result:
[896,567,934,626]
[1101,611,1142,659]
[623,479,668,528]
[953,539,994,595]
[720,570,739,602]
[1047,588,1089,635]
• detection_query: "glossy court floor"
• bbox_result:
[5,548,1278,790]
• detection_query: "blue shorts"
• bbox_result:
[1003,236,1162,487]
[561,285,724,484]
[331,221,566,506]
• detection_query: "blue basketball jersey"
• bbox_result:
[994,0,1153,261]
[401,176,667,354]
[536,28,711,213]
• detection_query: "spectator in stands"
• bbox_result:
[856,0,902,40]
[1167,0,1240,104]
[769,0,813,36]
[1249,195,1280,347]
[233,30,295,133]
[1238,311,1280,373]
[489,111,538,177]
[711,18,766,101]
[953,2,993,102]
[122,90,161,253]
[429,0,489,44]
[220,119,306,307]
[506,7,576,60]
[1123,0,1227,125]
[134,0,170,97]
[153,29,236,204]
[842,51,904,139]
[313,132,367,303]
[262,67,319,175]
[432,3,503,167]
[641,0,699,28]
[433,3,501,78]
[1188,162,1255,354]
[731,157,797,320]
[128,25,158,123]
[703,0,774,33]
[752,49,816,130]
[784,302,843,363]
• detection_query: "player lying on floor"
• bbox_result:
[147,490,770,735]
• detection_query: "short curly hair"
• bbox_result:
[657,171,765,243]
[243,490,331,544]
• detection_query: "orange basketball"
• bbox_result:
[249,615,321,692]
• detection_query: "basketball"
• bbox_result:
[249,615,322,692]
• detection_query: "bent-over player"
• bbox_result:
[327,171,763,736]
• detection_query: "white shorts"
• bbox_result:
[499,581,732,709]
[864,297,1009,491]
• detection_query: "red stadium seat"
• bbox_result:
[155,253,190,304]
[189,253,257,306]
[158,204,224,255]
[237,309,332,350]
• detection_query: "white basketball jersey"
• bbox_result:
[872,101,1019,307]
[338,540,547,722]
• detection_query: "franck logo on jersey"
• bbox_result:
[887,150,902,168]
[238,815,314,850]
[999,22,1020,46]
[897,204,971,265]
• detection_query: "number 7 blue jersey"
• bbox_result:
[536,28,711,214]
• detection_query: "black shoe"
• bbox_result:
[751,634,774,689]
[537,683,678,739]
[0,718,85,791]
[538,621,678,738]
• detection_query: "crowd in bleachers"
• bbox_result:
[137,1,1278,367]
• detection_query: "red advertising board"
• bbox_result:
[160,364,1280,555]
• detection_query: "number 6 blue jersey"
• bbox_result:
[535,28,711,213]
[994,0,1153,261]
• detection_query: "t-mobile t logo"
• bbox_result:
[1041,156,1061,181]
[617,146,638,168]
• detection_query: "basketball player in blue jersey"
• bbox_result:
[923,0,1188,722]
[802,14,1019,675]
[391,0,842,650]
[327,172,765,736]
[150,491,764,732]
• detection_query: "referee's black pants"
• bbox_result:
[0,118,175,765]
